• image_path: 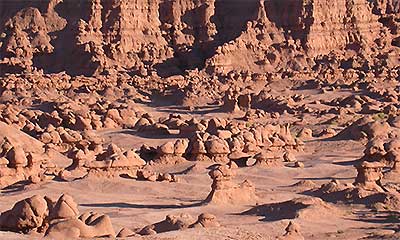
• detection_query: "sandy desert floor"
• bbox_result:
[0,0,400,239]
[0,92,399,240]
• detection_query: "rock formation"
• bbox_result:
[190,213,220,228]
[354,161,385,192]
[205,164,257,204]
[46,195,115,238]
[187,122,302,165]
[242,197,340,221]
[138,212,219,235]
[310,140,400,209]
[68,143,146,178]
[278,221,305,240]
[0,195,49,233]
[153,139,189,164]
[136,169,179,182]
[0,0,397,76]
[0,122,67,188]
[384,139,400,180]
[0,194,115,238]
[0,1,399,239]
[138,213,193,235]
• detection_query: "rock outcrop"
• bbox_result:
[310,140,400,210]
[278,221,305,240]
[0,194,116,238]
[0,122,67,188]
[138,212,219,235]
[205,164,257,204]
[46,194,115,238]
[0,0,397,76]
[242,197,340,221]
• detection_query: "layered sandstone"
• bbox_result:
[0,0,396,76]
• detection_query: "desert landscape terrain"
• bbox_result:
[0,0,399,239]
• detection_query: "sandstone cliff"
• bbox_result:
[0,0,398,76]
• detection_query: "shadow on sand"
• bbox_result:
[80,201,204,210]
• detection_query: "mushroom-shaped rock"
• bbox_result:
[205,165,257,205]
[254,150,283,167]
[189,137,211,162]
[228,151,253,167]
[362,139,386,162]
[153,139,188,164]
[205,137,230,163]
[354,161,385,192]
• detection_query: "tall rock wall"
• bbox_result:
[0,0,397,76]
[304,0,382,55]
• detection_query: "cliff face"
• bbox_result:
[304,0,382,54]
[0,0,398,76]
